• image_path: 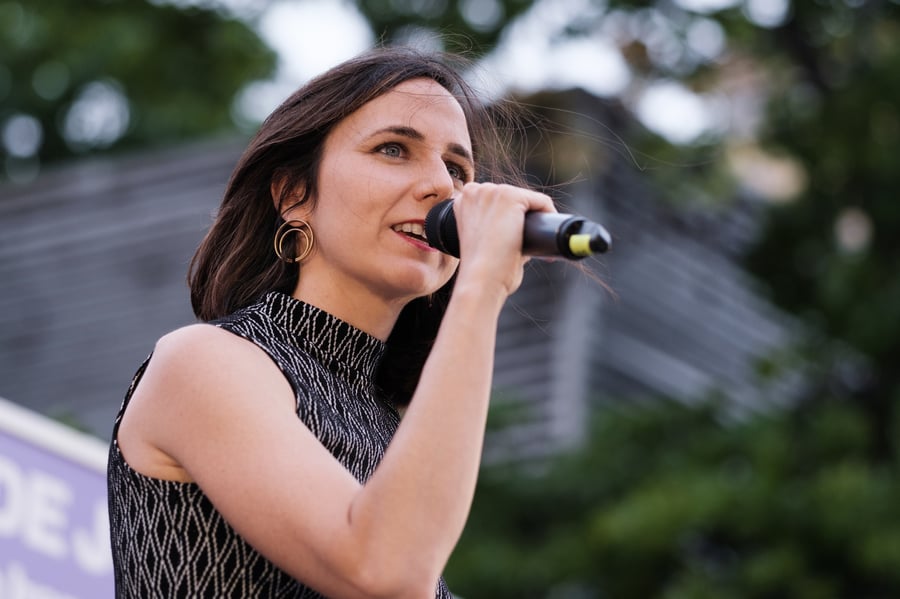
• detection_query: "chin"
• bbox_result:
[389,264,453,295]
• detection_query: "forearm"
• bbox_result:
[347,280,506,585]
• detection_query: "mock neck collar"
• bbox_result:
[256,291,386,383]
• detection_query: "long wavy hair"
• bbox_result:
[188,46,529,405]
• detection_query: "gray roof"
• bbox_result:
[0,137,243,437]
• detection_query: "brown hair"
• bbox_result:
[188,46,529,405]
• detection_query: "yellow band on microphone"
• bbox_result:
[568,234,593,257]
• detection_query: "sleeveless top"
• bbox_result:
[107,291,453,598]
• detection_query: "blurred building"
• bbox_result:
[0,92,799,456]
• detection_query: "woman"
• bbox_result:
[107,46,555,598]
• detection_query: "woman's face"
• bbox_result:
[292,77,472,309]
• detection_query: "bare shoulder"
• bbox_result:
[149,323,285,385]
[154,322,255,363]
[143,321,293,416]
[118,322,295,481]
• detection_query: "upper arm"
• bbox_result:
[122,324,379,596]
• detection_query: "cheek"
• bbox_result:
[312,193,372,236]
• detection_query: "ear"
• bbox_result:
[270,173,293,213]
[271,174,312,221]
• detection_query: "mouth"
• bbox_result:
[391,222,428,244]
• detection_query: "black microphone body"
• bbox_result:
[424,199,611,260]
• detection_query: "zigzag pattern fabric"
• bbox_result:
[107,291,452,597]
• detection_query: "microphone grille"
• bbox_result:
[424,199,460,258]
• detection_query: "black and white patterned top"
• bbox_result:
[107,291,453,598]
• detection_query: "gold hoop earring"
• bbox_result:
[274,219,315,263]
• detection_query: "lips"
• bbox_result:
[391,222,428,243]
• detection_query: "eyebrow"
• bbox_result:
[371,125,474,165]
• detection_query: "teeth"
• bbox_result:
[392,223,426,239]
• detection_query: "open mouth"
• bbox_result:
[392,222,428,243]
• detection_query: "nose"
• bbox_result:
[415,156,455,204]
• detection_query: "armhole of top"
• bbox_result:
[111,352,153,441]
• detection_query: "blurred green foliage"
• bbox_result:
[0,0,275,177]
[357,0,534,54]
[741,2,900,464]
[447,397,900,597]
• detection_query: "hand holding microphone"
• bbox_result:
[424,198,612,260]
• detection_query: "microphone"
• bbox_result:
[424,199,612,260]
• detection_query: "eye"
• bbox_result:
[446,161,470,183]
[377,142,405,158]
